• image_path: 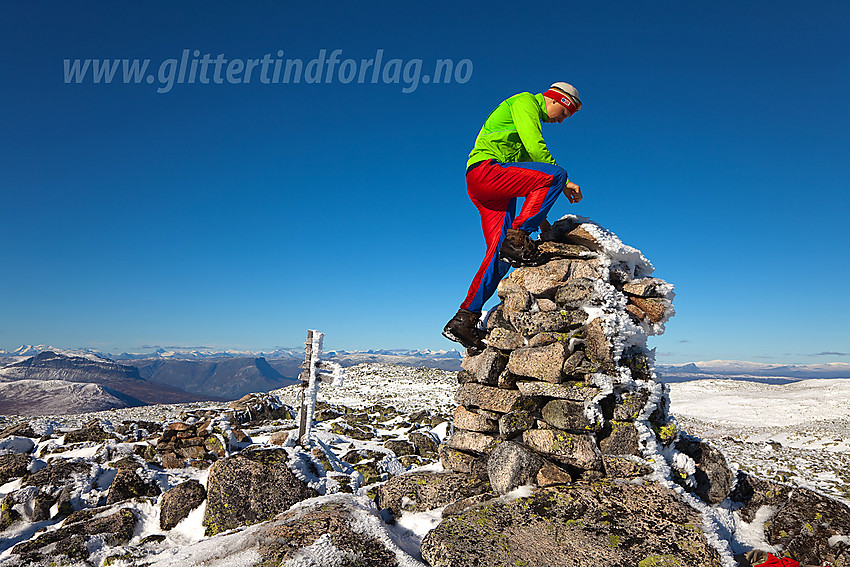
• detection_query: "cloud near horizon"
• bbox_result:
[808,351,849,357]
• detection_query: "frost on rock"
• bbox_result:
[437,215,771,566]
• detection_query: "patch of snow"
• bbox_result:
[394,506,444,547]
[283,532,353,566]
[729,505,779,555]
[167,500,208,546]
[429,421,449,443]
[0,437,34,455]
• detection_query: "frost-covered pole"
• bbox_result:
[296,330,344,446]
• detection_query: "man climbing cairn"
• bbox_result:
[443,82,584,353]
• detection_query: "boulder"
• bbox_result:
[486,327,526,351]
[537,241,596,259]
[228,393,293,423]
[622,277,665,297]
[536,298,559,311]
[408,430,439,456]
[203,448,317,536]
[613,389,650,421]
[629,296,668,323]
[256,499,400,566]
[11,508,137,562]
[0,453,30,485]
[563,350,600,376]
[625,302,646,321]
[454,383,524,413]
[567,259,601,280]
[161,452,185,468]
[619,351,653,381]
[5,488,56,523]
[64,420,115,444]
[442,492,497,517]
[507,342,568,383]
[502,290,534,314]
[439,445,488,478]
[459,347,507,386]
[421,482,723,567]
[453,406,498,433]
[541,399,600,432]
[527,331,561,347]
[507,267,563,297]
[536,462,573,486]
[516,379,599,401]
[507,310,586,337]
[522,429,602,471]
[445,430,499,454]
[602,455,653,479]
[485,304,515,333]
[675,436,735,505]
[22,459,91,489]
[160,479,207,530]
[562,225,600,250]
[496,278,524,299]
[498,410,536,440]
[486,441,543,495]
[376,471,490,516]
[599,421,642,456]
[0,423,35,440]
[1,495,20,530]
[497,368,518,389]
[553,278,595,308]
[584,318,614,371]
[106,468,161,504]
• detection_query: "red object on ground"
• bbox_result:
[754,554,801,567]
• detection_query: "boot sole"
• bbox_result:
[442,328,484,354]
[498,253,541,268]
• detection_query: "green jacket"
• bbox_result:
[466,92,558,170]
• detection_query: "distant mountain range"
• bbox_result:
[0,345,463,364]
[657,360,850,383]
[0,346,464,415]
[0,351,226,415]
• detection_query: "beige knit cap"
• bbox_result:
[549,82,581,107]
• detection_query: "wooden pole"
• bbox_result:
[297,330,313,441]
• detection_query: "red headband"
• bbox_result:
[544,89,579,114]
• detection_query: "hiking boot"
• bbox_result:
[500,228,540,267]
[442,309,485,354]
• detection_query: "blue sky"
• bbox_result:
[1,1,848,364]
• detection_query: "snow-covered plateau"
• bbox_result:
[667,376,850,503]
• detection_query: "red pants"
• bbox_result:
[460,159,566,313]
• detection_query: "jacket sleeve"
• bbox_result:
[510,94,557,165]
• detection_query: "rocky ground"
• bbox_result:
[0,362,849,566]
[675,416,850,504]
[0,363,456,566]
[667,377,850,505]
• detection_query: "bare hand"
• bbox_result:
[565,181,582,204]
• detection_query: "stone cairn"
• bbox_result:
[441,215,679,493]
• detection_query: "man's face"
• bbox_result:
[545,93,580,123]
[546,103,573,123]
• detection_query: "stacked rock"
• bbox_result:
[441,215,677,493]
